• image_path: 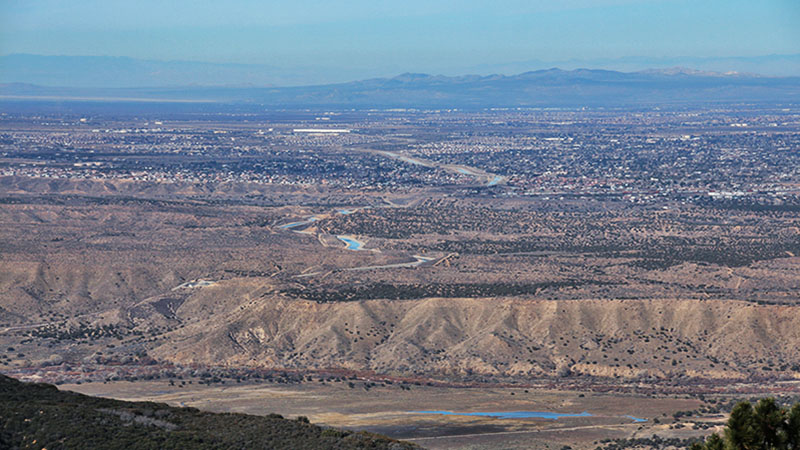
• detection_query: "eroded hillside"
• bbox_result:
[149,296,800,380]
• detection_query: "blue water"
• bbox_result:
[487,175,504,186]
[625,415,647,423]
[456,168,475,175]
[412,410,592,420]
[337,236,364,250]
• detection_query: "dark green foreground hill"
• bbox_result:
[0,375,418,450]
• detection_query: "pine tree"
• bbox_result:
[753,398,787,449]
[704,433,724,450]
[725,402,757,450]
[693,399,800,450]
[787,403,800,450]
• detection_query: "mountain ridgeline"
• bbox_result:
[2,68,800,109]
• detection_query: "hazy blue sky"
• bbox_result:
[2,0,799,72]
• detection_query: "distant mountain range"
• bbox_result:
[2,66,800,109]
[3,53,800,88]
[465,54,800,79]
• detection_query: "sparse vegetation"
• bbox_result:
[283,280,614,302]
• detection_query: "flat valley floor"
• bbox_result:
[62,379,788,449]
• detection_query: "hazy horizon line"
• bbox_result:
[3,52,800,90]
